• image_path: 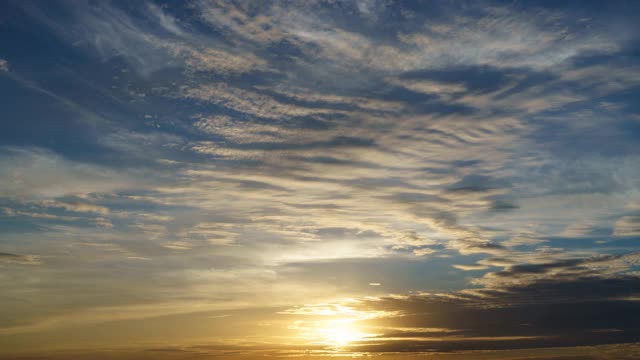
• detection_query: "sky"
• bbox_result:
[1,0,640,359]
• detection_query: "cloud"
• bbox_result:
[489,199,519,212]
[559,222,598,237]
[200,1,623,73]
[176,223,237,246]
[472,252,640,289]
[447,174,509,193]
[31,1,179,75]
[176,45,268,74]
[2,343,640,360]
[353,292,640,352]
[448,239,510,256]
[2,207,79,221]
[185,84,343,120]
[0,58,8,72]
[0,300,253,336]
[0,252,41,265]
[288,252,640,352]
[133,213,175,223]
[2,1,640,355]
[22,1,266,76]
[162,241,192,251]
[389,78,467,99]
[412,248,436,257]
[0,147,135,198]
[145,2,183,36]
[614,216,640,236]
[397,6,620,70]
[94,217,113,229]
[39,200,109,215]
[453,264,489,271]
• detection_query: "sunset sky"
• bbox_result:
[1,1,640,359]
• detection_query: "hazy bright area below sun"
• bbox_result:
[2,343,640,360]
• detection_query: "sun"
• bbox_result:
[289,303,376,348]
[327,326,357,346]
[322,321,364,348]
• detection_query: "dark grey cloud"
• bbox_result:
[489,199,520,212]
[345,273,640,352]
[448,174,510,193]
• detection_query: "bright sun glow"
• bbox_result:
[327,326,358,346]
[320,321,365,348]
[286,302,380,348]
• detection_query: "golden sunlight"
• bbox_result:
[321,320,364,347]
[291,318,370,348]
[284,301,386,349]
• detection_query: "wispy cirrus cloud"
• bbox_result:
[0,147,135,198]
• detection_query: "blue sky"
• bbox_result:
[1,1,640,358]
